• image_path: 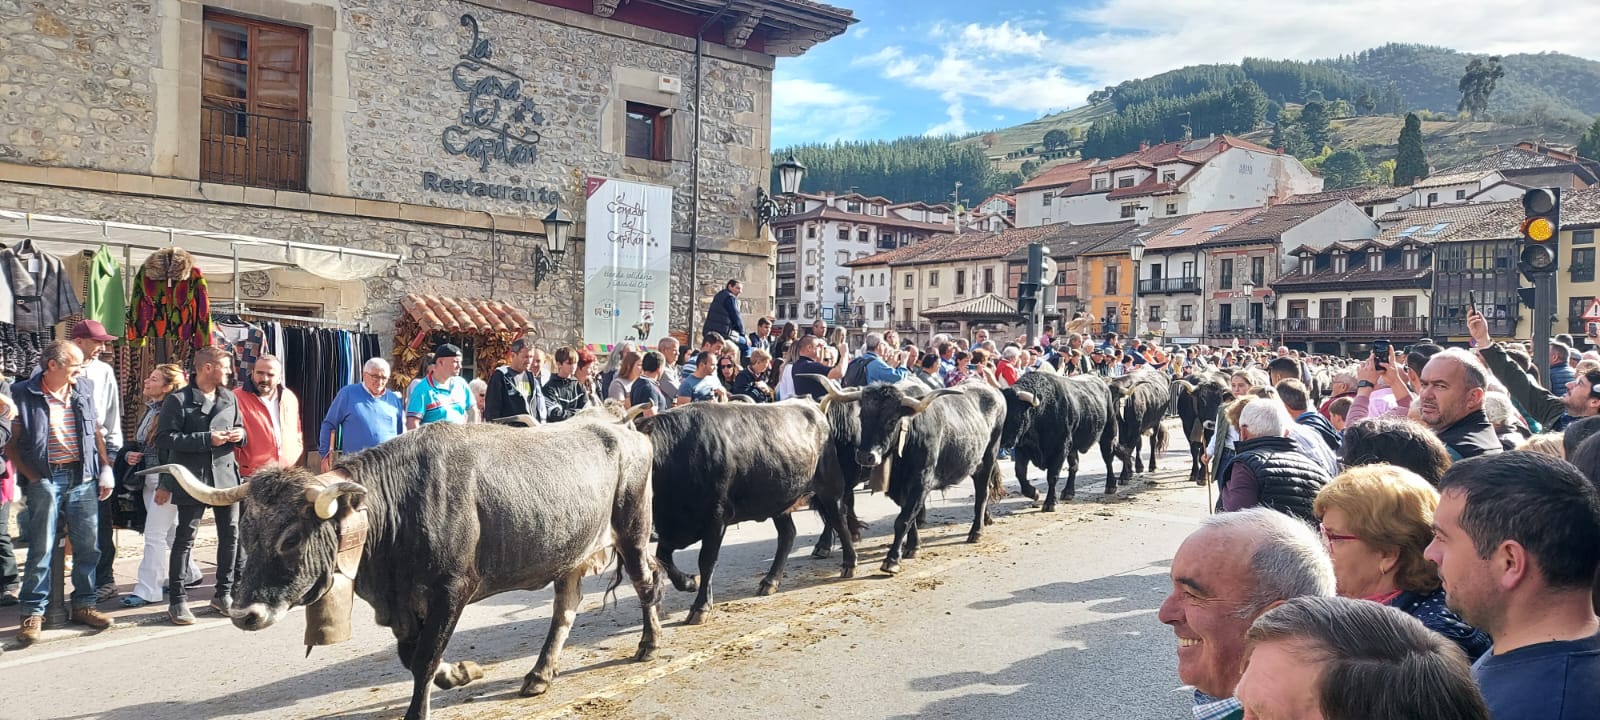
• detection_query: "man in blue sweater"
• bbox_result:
[318,357,406,471]
[702,279,747,356]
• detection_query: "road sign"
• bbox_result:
[1583,298,1600,321]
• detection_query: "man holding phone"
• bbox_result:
[1468,309,1600,432]
[155,346,247,625]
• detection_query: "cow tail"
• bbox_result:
[986,462,1005,504]
[602,553,625,610]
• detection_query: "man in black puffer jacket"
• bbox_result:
[1219,397,1331,523]
[1417,348,1502,461]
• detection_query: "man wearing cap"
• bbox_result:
[67,320,124,604]
[405,344,476,429]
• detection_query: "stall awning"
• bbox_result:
[402,294,533,335]
[921,293,1021,320]
[0,210,401,280]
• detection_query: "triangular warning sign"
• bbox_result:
[1584,298,1600,321]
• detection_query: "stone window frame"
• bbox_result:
[158,0,349,194]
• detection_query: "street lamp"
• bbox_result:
[1129,235,1147,338]
[1241,280,1255,336]
[534,207,574,291]
[755,154,807,231]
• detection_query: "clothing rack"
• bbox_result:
[212,301,369,332]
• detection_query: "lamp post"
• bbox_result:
[755,154,807,232]
[533,207,574,291]
[1129,235,1147,339]
[1241,280,1255,339]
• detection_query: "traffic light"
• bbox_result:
[1017,282,1039,317]
[1518,187,1561,278]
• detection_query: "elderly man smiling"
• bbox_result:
[1158,508,1335,720]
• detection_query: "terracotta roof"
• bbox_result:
[849,225,1059,268]
[1446,187,1600,238]
[1134,208,1263,251]
[921,293,1019,319]
[1271,263,1431,292]
[1014,135,1273,194]
[846,241,938,267]
[1560,185,1600,228]
[1204,200,1350,246]
[403,294,533,334]
[1376,202,1516,242]
[1411,170,1498,189]
[1001,220,1138,261]
[1285,185,1413,205]
[1444,144,1586,173]
[770,206,955,233]
[1016,159,1100,191]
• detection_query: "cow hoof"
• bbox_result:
[1019,485,1040,501]
[635,643,658,662]
[811,546,831,559]
[881,560,902,575]
[1041,501,1057,513]
[983,513,995,527]
[686,609,708,625]
[433,661,484,690]
[904,547,918,559]
[840,566,856,579]
[966,531,982,544]
[757,580,779,596]
[678,576,700,593]
[1060,491,1076,502]
[519,673,553,697]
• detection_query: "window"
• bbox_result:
[1104,265,1119,295]
[807,225,817,238]
[201,12,309,191]
[857,229,870,243]
[880,232,896,249]
[1250,256,1265,286]
[1161,170,1177,183]
[805,302,816,316]
[1118,176,1135,188]
[1369,253,1382,271]
[856,251,868,260]
[868,205,884,216]
[837,251,850,265]
[1120,204,1138,219]
[846,201,862,213]
[1166,203,1178,215]
[1148,305,1162,321]
[625,102,671,161]
[1219,259,1234,290]
[1426,192,1439,205]
[838,227,850,240]
[874,304,884,320]
[805,276,816,291]
[1422,223,1451,236]
[776,304,785,319]
[1300,256,1312,275]
[1455,189,1467,200]
[1041,217,1051,224]
[1573,248,1596,283]
[1042,191,1053,207]
[1094,177,1109,190]
[879,272,885,285]
[778,227,796,244]
[1398,225,1423,237]
[904,273,914,289]
[805,249,817,265]
[955,270,966,295]
[983,267,995,294]
[1180,304,1194,321]
[1181,261,1195,279]
[1576,230,1595,245]
[928,271,940,288]
[1169,228,1189,236]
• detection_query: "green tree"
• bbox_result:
[1457,56,1505,120]
[1042,129,1070,150]
[1394,112,1429,186]
[1578,117,1600,161]
[1226,82,1268,133]
[1375,159,1397,186]
[1320,149,1372,189]
[1019,159,1040,178]
[1299,101,1332,151]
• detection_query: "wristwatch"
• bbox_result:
[1356,380,1376,389]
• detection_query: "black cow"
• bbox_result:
[1174,369,1232,486]
[810,379,931,562]
[145,419,661,720]
[634,400,845,624]
[1109,368,1173,487]
[1000,369,1117,505]
[815,377,1006,575]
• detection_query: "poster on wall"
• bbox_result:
[584,176,673,353]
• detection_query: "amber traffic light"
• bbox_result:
[1518,187,1561,276]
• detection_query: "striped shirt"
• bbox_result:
[45,390,81,465]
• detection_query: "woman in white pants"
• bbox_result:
[121,364,201,608]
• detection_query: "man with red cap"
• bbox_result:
[68,320,124,604]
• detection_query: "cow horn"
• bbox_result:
[140,464,249,507]
[1015,390,1039,407]
[304,480,367,520]
[803,374,861,414]
[727,394,755,403]
[901,388,962,415]
[1174,379,1196,394]
[621,402,652,424]
[494,414,538,427]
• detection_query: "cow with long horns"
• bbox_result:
[144,418,661,720]
[812,376,1006,575]
[1174,369,1232,486]
[1000,370,1118,506]
[1108,368,1173,487]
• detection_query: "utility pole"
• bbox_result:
[952,181,963,234]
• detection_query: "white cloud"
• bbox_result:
[924,92,969,136]
[770,75,889,146]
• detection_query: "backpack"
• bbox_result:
[841,355,874,388]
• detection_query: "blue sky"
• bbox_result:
[771,0,1600,148]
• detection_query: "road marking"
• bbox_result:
[0,613,246,670]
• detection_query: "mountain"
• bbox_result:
[775,45,1598,204]
[1325,44,1600,126]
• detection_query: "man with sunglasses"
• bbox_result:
[1468,310,1599,432]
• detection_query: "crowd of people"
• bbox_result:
[3,284,1598,720]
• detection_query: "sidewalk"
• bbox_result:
[3,514,225,646]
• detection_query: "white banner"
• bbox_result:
[583,176,673,352]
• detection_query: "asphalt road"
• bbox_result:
[0,426,1208,720]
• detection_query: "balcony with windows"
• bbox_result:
[777,283,797,299]
[1206,320,1267,336]
[1137,276,1201,294]
[776,261,796,276]
[1273,316,1431,340]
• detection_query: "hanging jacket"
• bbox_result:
[1,239,82,332]
[86,245,127,336]
[126,247,212,348]
[1221,435,1331,523]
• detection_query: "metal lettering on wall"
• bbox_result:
[422,14,560,204]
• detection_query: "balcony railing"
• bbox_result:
[200,105,309,191]
[776,285,797,298]
[877,239,897,250]
[776,261,796,275]
[1206,320,1267,336]
[1137,276,1202,294]
[1274,317,1431,338]
[777,234,797,246]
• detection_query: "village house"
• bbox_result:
[1409,202,1525,342]
[1001,220,1135,336]
[1128,208,1262,345]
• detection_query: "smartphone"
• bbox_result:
[1467,290,1478,316]
[1372,339,1390,371]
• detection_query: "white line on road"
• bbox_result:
[0,613,240,670]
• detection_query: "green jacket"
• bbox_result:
[87,245,126,335]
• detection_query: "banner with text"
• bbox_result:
[584,176,673,352]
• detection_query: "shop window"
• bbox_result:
[625,102,671,161]
[201,12,309,191]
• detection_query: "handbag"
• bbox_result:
[110,446,148,533]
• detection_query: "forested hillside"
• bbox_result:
[771,137,1020,207]
[1327,44,1600,128]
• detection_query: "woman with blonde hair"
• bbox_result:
[607,350,644,402]
[121,364,202,608]
[1515,432,1565,458]
[1313,465,1491,660]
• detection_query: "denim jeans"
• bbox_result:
[0,500,19,593]
[19,467,102,615]
[171,502,240,604]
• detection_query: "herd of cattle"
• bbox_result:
[142,360,1272,720]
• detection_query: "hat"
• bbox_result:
[70,320,117,342]
[433,343,463,358]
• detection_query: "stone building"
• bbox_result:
[0,0,853,357]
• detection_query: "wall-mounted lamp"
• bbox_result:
[533,207,574,291]
[754,154,807,231]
